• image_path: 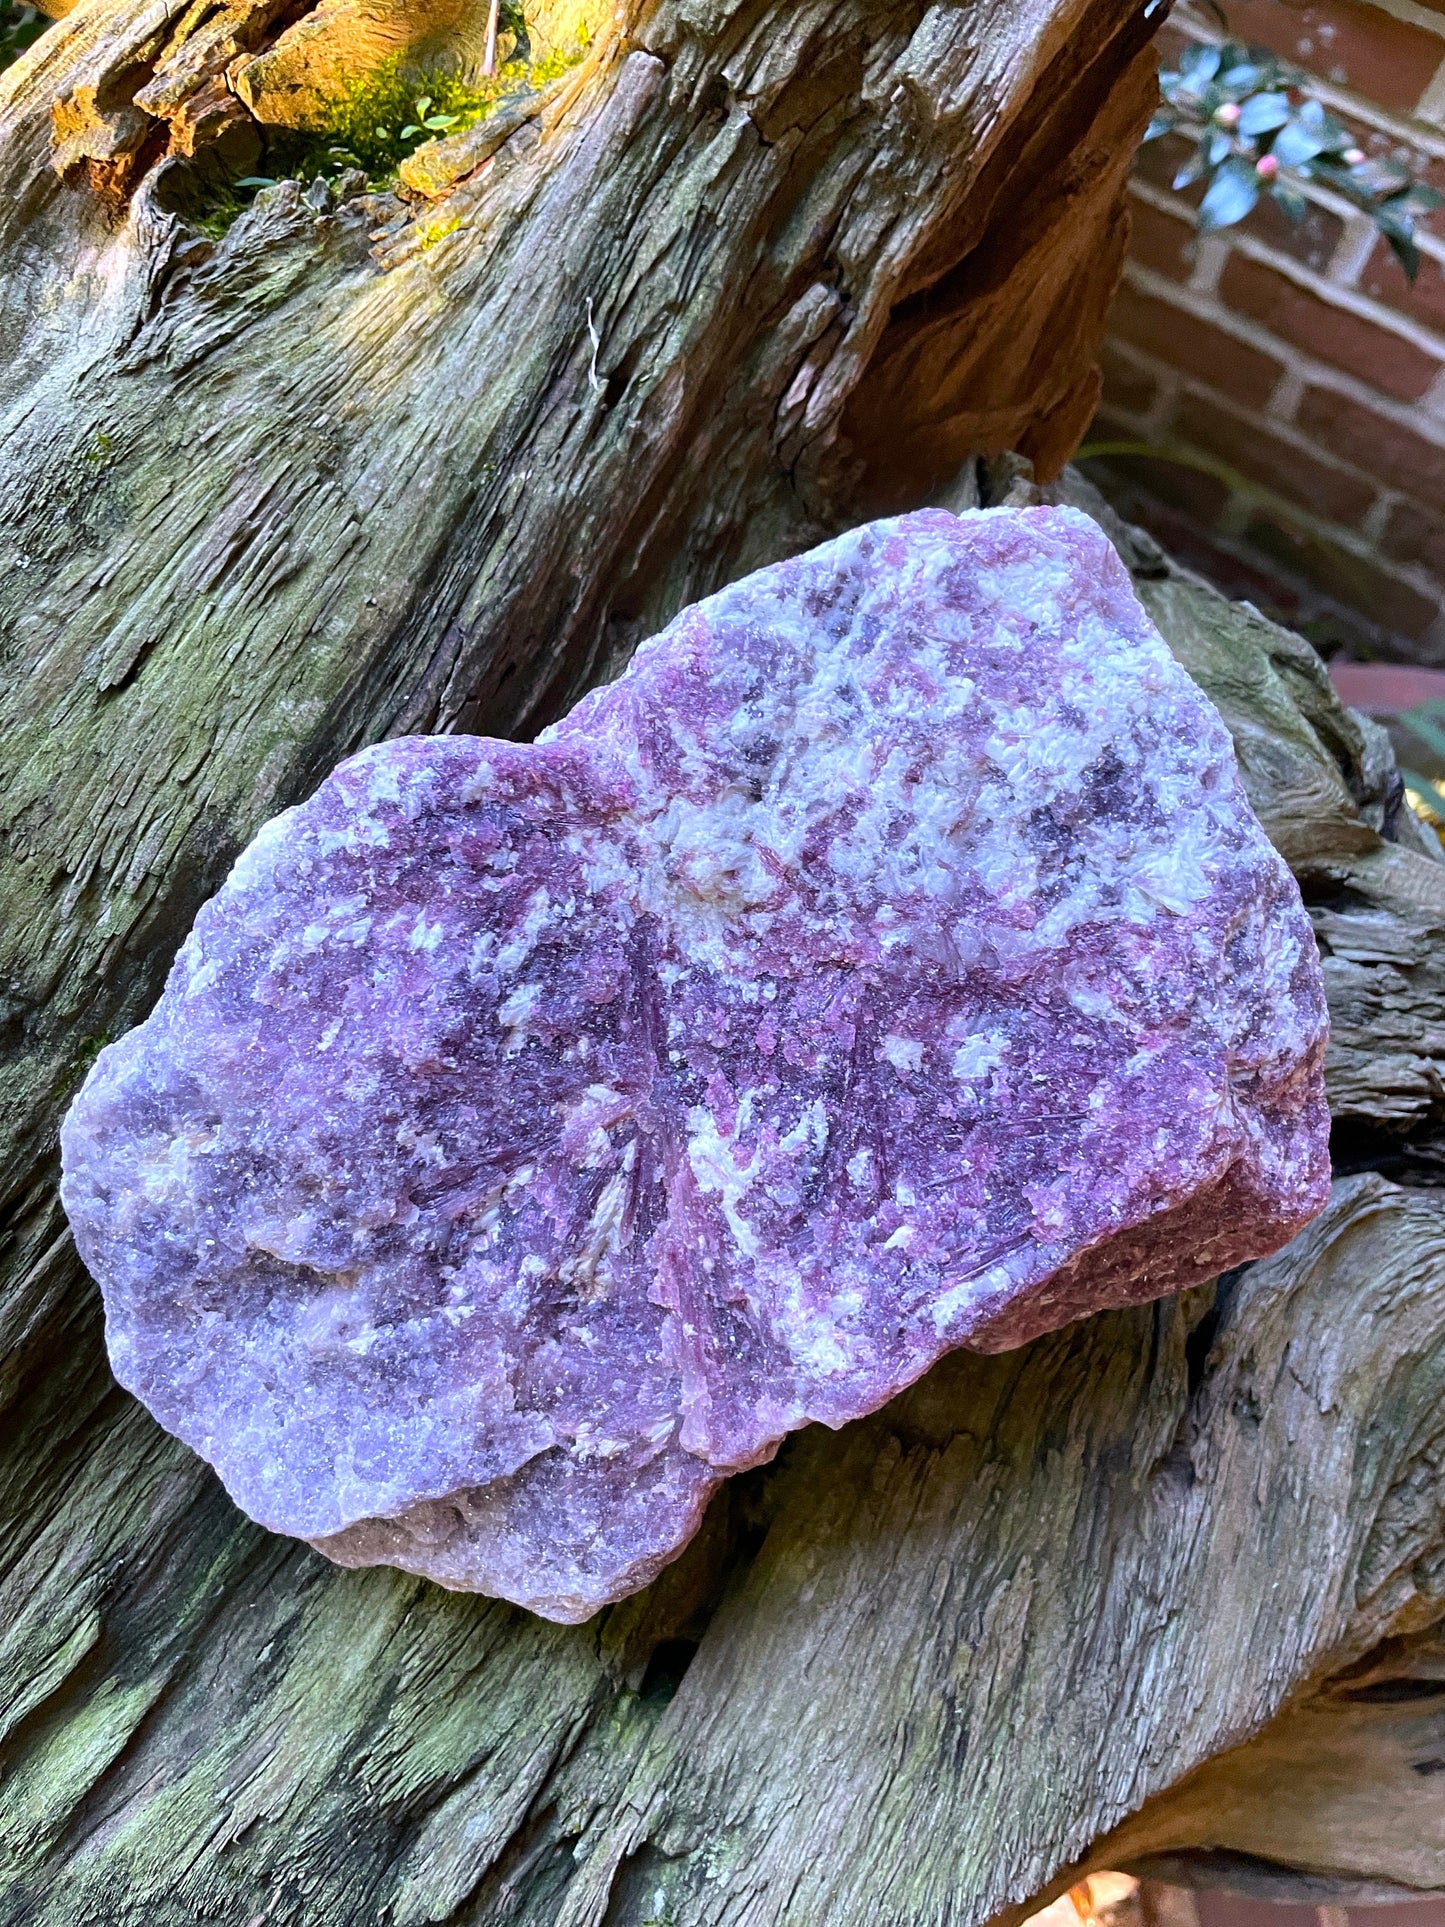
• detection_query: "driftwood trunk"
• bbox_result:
[4,2,1445,1922]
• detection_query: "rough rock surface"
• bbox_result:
[60,507,1331,1622]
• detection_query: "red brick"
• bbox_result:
[1110,283,1286,408]
[1205,0,1445,114]
[1132,131,1206,209]
[1220,252,1441,401]
[1128,195,1195,281]
[1201,1888,1445,1927]
[1138,67,1442,250]
[1196,1895,1322,1927]
[1331,658,1445,708]
[1383,499,1445,577]
[1419,155,1445,245]
[1089,484,1310,620]
[1296,386,1445,503]
[1134,144,1344,272]
[1098,341,1160,418]
[1244,509,1444,640]
[1240,191,1343,274]
[1294,116,1435,236]
[1360,235,1445,340]
[1080,444,1233,525]
[1173,391,1377,524]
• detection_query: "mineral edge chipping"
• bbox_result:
[60,507,1331,1622]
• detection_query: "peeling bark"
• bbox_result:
[4,2,1445,1922]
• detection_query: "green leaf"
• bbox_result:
[1270,181,1308,224]
[236,176,276,188]
[415,95,433,115]
[1238,91,1291,135]
[1197,156,1260,232]
[1400,769,1445,816]
[400,124,420,138]
[1390,182,1445,215]
[1177,42,1222,95]
[1173,140,1211,190]
[1399,708,1445,760]
[1349,155,1411,200]
[1144,109,1176,141]
[1377,214,1423,284]
[1307,100,1351,150]
[1272,113,1327,168]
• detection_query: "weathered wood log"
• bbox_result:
[5,1,1445,1921]
[1,0,1158,1249]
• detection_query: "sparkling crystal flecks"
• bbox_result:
[60,507,1331,1622]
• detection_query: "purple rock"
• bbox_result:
[60,507,1331,1622]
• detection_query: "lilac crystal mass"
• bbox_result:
[61,507,1331,1622]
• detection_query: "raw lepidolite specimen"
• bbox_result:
[61,507,1330,1622]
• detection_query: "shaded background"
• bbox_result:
[1087,0,1445,664]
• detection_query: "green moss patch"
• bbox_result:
[0,1,46,73]
[195,18,590,238]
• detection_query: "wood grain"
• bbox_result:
[4,6,1444,1921]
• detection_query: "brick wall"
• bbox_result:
[1027,1873,1445,1927]
[1193,1896,1445,1927]
[1088,0,1445,663]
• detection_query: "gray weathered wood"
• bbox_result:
[1105,1616,1445,1904]
[4,4,1445,1921]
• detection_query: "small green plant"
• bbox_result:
[200,30,588,234]
[191,181,269,240]
[1147,36,1443,278]
[0,0,45,72]
[1386,703,1445,838]
[293,63,494,179]
[291,34,585,183]
[1403,773,1445,846]
[400,95,462,141]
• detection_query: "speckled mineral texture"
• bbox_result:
[61,506,1331,1622]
